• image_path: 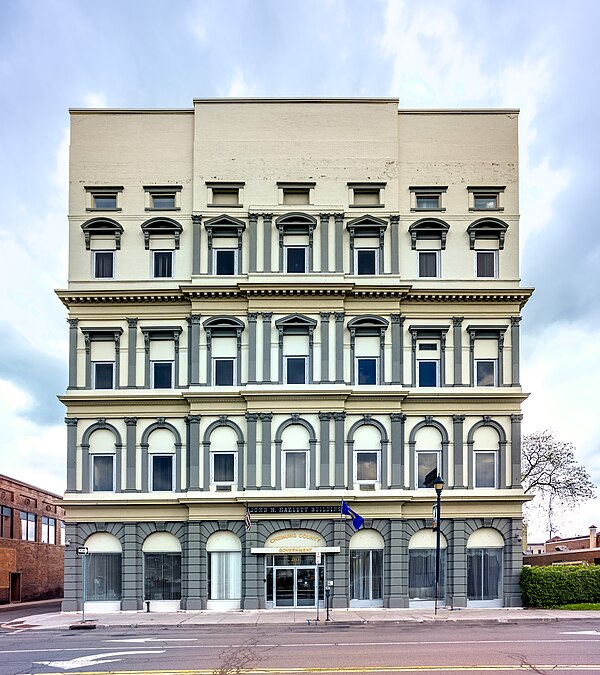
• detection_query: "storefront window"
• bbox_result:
[350,549,383,601]
[209,551,241,600]
[467,548,502,601]
[408,549,446,600]
[144,553,181,600]
[86,553,122,601]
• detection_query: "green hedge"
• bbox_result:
[521,565,600,607]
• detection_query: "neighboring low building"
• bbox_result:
[524,526,600,566]
[0,474,65,603]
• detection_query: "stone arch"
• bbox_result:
[202,418,245,491]
[466,418,508,489]
[140,216,183,249]
[81,217,124,250]
[81,420,123,493]
[274,416,317,490]
[408,418,450,490]
[140,420,183,493]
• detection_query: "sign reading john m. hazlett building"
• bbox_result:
[248,505,340,514]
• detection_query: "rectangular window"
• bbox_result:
[93,362,115,389]
[350,186,383,207]
[92,455,114,492]
[416,195,440,209]
[416,451,440,488]
[92,193,117,209]
[60,521,66,545]
[213,358,235,386]
[283,451,308,489]
[356,357,378,385]
[417,360,439,387]
[145,552,181,600]
[93,251,114,279]
[282,188,310,205]
[475,359,497,386]
[356,249,378,275]
[409,549,446,600]
[211,452,236,485]
[284,356,308,384]
[210,187,241,206]
[153,251,173,278]
[151,193,176,209]
[20,511,35,541]
[356,451,379,483]
[0,506,12,538]
[41,516,56,544]
[474,451,497,488]
[285,247,307,273]
[85,553,122,601]
[476,251,497,278]
[152,361,173,389]
[474,194,498,209]
[214,249,237,275]
[418,251,439,278]
[209,551,242,600]
[152,455,174,491]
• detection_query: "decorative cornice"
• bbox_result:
[405,288,533,309]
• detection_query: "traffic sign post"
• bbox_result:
[77,546,89,623]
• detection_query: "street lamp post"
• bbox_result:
[433,475,444,616]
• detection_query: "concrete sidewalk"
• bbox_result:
[2,606,599,630]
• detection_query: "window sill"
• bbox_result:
[86,207,121,212]
[469,207,504,212]
[349,203,384,208]
[145,207,181,212]
[207,203,243,208]
[411,207,446,212]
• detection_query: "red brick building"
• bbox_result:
[0,474,65,603]
[524,526,600,566]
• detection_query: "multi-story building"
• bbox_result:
[59,98,532,613]
[0,474,65,603]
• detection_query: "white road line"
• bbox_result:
[34,650,164,671]
[105,638,198,643]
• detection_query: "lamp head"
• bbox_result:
[433,475,444,495]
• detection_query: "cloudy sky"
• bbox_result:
[0,0,598,540]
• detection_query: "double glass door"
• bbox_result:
[266,554,324,608]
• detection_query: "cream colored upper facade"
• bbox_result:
[59,99,531,612]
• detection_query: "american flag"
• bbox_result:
[245,505,252,531]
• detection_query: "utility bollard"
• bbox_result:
[325,587,331,622]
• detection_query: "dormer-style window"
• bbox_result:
[140,217,183,250]
[81,217,124,251]
[348,182,385,208]
[467,218,508,250]
[409,325,449,387]
[203,317,245,386]
[144,185,182,211]
[468,186,505,211]
[85,186,123,211]
[276,213,317,274]
[347,215,387,274]
[410,186,447,212]
[275,314,317,385]
[207,182,244,207]
[278,182,315,205]
[347,315,389,385]
[141,326,182,389]
[204,214,245,275]
[467,325,507,387]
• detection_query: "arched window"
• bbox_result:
[143,532,182,609]
[203,316,245,386]
[408,529,447,606]
[281,423,310,490]
[207,531,242,610]
[410,421,449,489]
[84,532,122,607]
[347,316,388,385]
[349,529,384,608]
[467,528,504,607]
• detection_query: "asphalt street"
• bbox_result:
[2,618,600,674]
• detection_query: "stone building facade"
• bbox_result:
[59,99,532,612]
[0,474,65,603]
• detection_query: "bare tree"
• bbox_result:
[521,430,595,537]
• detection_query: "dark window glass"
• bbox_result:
[213,453,235,483]
[93,455,114,491]
[467,548,502,600]
[86,553,122,600]
[94,251,114,278]
[145,553,181,600]
[476,251,496,278]
[419,343,437,351]
[418,360,437,387]
[409,549,446,599]
[417,452,439,488]
[152,455,173,491]
[476,360,496,386]
[286,357,307,384]
[151,194,175,209]
[153,362,173,388]
[474,195,497,209]
[284,451,307,488]
[418,251,438,277]
[357,358,377,385]
[350,549,383,601]
[94,362,114,389]
[356,452,378,482]
[0,506,12,538]
[416,195,439,209]
[93,194,117,209]
[154,251,173,278]
[475,452,496,487]
[357,249,377,275]
[286,247,306,273]
[215,249,236,275]
[214,358,234,385]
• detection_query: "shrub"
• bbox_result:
[521,565,600,607]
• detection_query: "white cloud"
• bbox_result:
[84,92,107,108]
[227,67,257,97]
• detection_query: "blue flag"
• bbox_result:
[341,499,364,530]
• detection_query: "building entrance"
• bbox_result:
[266,554,324,608]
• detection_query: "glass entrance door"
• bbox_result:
[273,566,316,608]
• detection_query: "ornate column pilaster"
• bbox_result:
[65,418,78,492]
[245,413,259,489]
[333,412,346,488]
[320,213,330,272]
[390,413,406,488]
[498,331,505,387]
[318,413,332,488]
[262,313,272,383]
[453,317,463,386]
[511,317,522,386]
[260,413,273,489]
[248,213,258,273]
[510,414,523,488]
[334,213,344,272]
[191,214,201,275]
[320,312,331,383]
[390,314,404,385]
[390,215,400,274]
[67,319,78,388]
[262,213,272,272]
[247,313,258,384]
[126,318,137,388]
[123,417,138,492]
[187,314,201,386]
[186,415,201,490]
[453,414,466,488]
[335,312,345,383]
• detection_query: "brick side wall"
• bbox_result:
[524,549,600,566]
